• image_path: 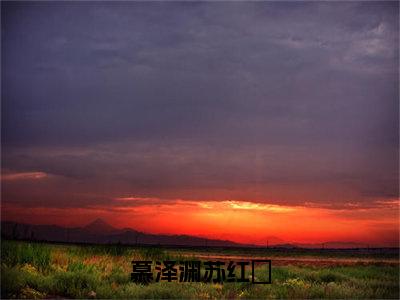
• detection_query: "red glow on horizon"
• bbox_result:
[2,198,399,247]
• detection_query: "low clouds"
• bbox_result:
[1,1,398,211]
[2,140,397,209]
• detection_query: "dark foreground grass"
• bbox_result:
[1,240,399,299]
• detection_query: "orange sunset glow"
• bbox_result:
[2,187,399,247]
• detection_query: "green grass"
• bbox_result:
[1,240,399,299]
[1,240,51,270]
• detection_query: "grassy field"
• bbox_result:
[1,240,399,299]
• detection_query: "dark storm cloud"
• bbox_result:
[1,1,398,209]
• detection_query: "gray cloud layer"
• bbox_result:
[2,1,398,209]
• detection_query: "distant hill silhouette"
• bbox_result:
[1,219,247,247]
[1,219,378,249]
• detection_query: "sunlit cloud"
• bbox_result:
[111,196,297,213]
[225,201,296,212]
[2,171,48,181]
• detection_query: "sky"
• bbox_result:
[1,1,399,246]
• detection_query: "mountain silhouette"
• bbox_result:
[84,218,117,235]
[1,220,247,247]
[1,221,385,249]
